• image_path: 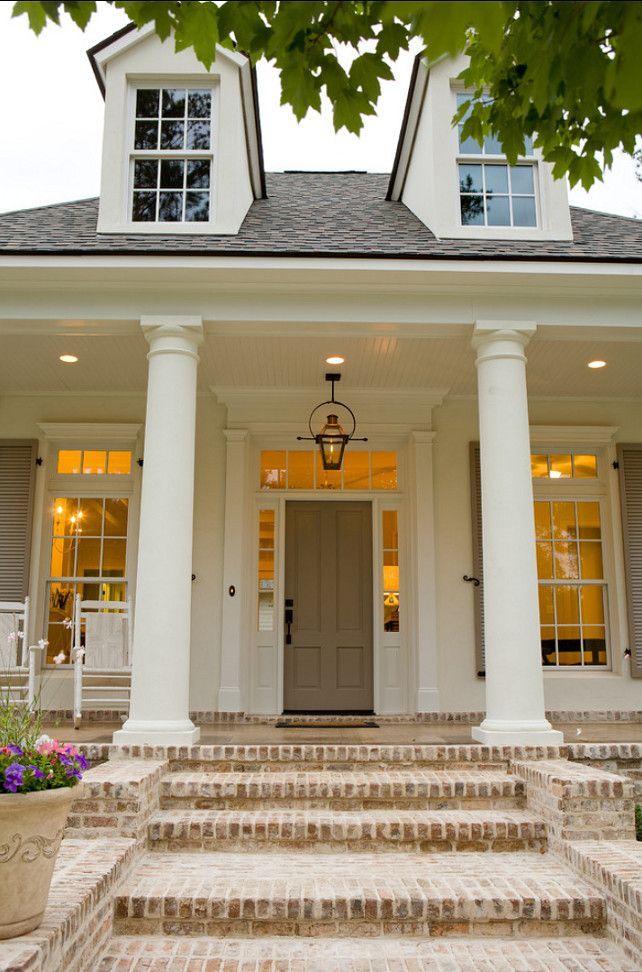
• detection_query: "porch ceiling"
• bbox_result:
[0,330,642,400]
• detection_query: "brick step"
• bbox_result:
[160,769,525,809]
[148,807,546,852]
[98,934,629,971]
[148,742,562,772]
[113,850,605,938]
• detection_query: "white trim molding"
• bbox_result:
[529,425,619,447]
[37,423,142,442]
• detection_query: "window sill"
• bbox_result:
[96,219,242,236]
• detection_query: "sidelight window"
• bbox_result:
[382,510,400,632]
[257,509,275,631]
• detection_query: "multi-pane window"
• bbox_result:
[456,92,537,228]
[536,500,607,667]
[131,87,213,223]
[46,497,128,664]
[531,453,597,479]
[260,450,398,491]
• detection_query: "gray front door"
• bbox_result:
[284,501,373,711]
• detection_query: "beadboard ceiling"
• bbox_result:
[0,331,641,400]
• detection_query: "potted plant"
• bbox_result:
[0,658,88,939]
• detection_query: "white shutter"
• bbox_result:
[469,443,485,675]
[0,441,37,601]
[617,444,642,678]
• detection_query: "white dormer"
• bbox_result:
[388,53,573,241]
[89,24,265,235]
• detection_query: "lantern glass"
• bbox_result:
[317,414,349,470]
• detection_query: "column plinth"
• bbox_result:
[471,322,563,747]
[114,317,203,747]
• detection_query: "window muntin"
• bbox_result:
[257,510,275,631]
[131,86,213,224]
[57,449,132,476]
[46,497,128,664]
[535,499,607,667]
[531,452,597,479]
[259,450,398,491]
[382,510,399,632]
[456,92,536,228]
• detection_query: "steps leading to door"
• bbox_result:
[148,806,547,852]
[160,768,526,809]
[113,849,606,937]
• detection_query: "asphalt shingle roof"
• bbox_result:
[0,172,640,262]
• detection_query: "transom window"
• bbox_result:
[260,450,398,491]
[57,450,132,476]
[456,92,537,228]
[131,86,213,223]
[46,497,128,665]
[531,453,597,479]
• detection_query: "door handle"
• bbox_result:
[284,599,294,645]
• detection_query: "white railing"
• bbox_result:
[72,595,133,728]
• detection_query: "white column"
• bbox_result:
[412,431,440,712]
[471,322,563,746]
[114,316,203,746]
[217,429,249,712]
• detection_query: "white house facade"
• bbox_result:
[0,24,641,747]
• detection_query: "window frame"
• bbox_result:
[127,80,217,227]
[454,88,540,231]
[531,447,613,671]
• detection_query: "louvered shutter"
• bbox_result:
[469,443,485,675]
[617,444,642,678]
[0,440,37,601]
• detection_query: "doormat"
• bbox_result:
[275,719,379,728]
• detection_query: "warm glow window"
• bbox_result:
[257,510,275,631]
[46,497,128,664]
[457,92,537,228]
[131,86,213,223]
[57,450,132,475]
[531,453,597,479]
[535,500,607,667]
[382,510,400,632]
[260,451,398,491]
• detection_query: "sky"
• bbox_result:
[0,3,641,218]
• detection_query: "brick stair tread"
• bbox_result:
[99,935,628,970]
[148,806,545,841]
[161,768,523,798]
[115,850,605,921]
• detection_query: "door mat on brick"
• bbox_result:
[275,719,379,728]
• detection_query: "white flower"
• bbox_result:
[35,734,53,747]
[17,631,24,640]
[6,631,16,643]
[38,638,49,649]
[75,647,85,660]
[62,618,73,630]
[53,651,66,665]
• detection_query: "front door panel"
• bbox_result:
[284,500,373,711]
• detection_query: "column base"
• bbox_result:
[113,719,200,746]
[471,718,564,746]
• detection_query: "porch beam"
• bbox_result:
[471,321,563,746]
[114,315,203,746]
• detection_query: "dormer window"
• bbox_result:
[131,86,214,223]
[456,93,537,228]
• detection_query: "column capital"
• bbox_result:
[473,320,536,346]
[223,428,250,443]
[141,315,203,344]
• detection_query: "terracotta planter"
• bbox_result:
[0,787,75,939]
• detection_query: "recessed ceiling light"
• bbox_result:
[59,354,78,363]
[587,360,606,369]
[326,355,345,365]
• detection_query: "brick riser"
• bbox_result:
[148,808,547,853]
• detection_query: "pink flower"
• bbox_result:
[36,738,60,755]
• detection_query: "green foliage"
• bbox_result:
[11,1,642,187]
[636,803,642,841]
[0,687,42,750]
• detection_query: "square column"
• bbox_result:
[114,316,203,746]
[471,321,563,746]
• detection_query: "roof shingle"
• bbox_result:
[0,172,640,262]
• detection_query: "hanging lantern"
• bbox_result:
[298,373,367,471]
